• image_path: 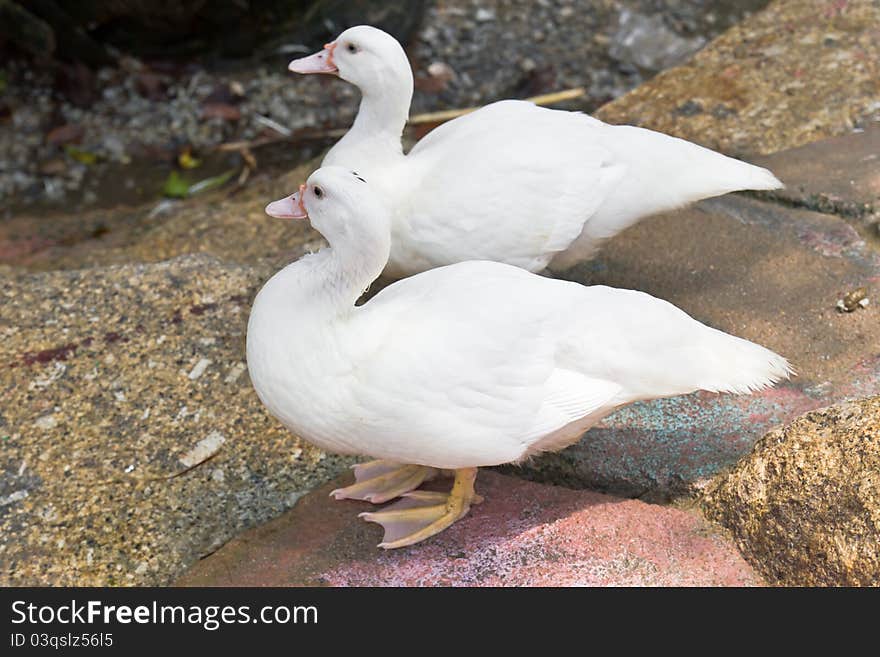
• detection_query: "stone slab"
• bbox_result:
[177,471,763,587]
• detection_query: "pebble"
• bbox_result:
[179,430,226,468]
[34,415,57,430]
[187,358,212,380]
[475,8,496,22]
[0,490,29,507]
[224,362,247,384]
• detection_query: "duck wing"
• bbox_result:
[398,100,624,273]
[344,261,790,468]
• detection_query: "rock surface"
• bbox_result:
[0,255,353,585]
[702,396,880,586]
[596,0,880,156]
[5,83,880,589]
[177,471,763,587]
[753,125,880,237]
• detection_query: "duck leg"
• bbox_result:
[359,467,479,549]
[329,460,440,504]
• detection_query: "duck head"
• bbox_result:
[289,25,413,101]
[266,166,390,260]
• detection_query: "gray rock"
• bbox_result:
[610,10,706,72]
[752,125,880,233]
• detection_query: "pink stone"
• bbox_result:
[176,471,762,587]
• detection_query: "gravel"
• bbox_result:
[0,0,768,212]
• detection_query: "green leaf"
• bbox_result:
[162,168,236,199]
[64,146,98,165]
[162,170,190,198]
[187,169,236,196]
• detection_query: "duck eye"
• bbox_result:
[346,43,357,54]
[313,186,323,198]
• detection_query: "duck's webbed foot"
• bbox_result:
[359,467,479,549]
[330,460,440,504]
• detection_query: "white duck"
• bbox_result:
[247,166,792,549]
[287,25,783,277]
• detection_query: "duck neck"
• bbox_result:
[266,229,390,320]
[345,76,412,160]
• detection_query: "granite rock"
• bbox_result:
[596,0,880,156]
[0,255,353,585]
[702,396,880,586]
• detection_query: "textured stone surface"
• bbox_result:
[753,125,880,233]
[702,396,880,586]
[177,471,763,587]
[0,255,353,585]
[596,0,880,156]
